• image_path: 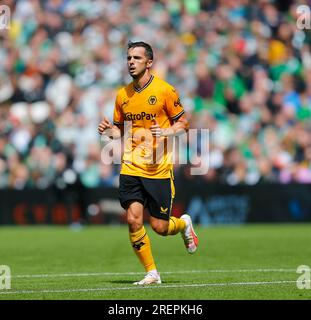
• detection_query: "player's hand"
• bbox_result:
[98,117,112,135]
[150,119,163,138]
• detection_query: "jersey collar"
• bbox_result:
[133,75,154,93]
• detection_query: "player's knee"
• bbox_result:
[127,215,142,232]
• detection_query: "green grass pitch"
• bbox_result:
[0,224,311,300]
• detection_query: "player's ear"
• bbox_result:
[147,59,153,68]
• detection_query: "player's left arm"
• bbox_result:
[167,113,189,136]
[150,114,189,137]
[150,86,189,138]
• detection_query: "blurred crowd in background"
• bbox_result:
[0,0,311,190]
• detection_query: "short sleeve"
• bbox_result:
[113,92,124,125]
[164,86,185,121]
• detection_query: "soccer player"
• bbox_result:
[98,41,198,285]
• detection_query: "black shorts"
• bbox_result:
[119,174,175,221]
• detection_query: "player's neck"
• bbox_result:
[133,70,152,90]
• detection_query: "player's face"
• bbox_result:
[127,47,152,78]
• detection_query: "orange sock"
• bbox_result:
[129,226,156,272]
[166,216,186,235]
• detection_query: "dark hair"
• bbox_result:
[127,41,153,60]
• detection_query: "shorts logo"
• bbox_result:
[160,206,168,214]
[148,96,157,105]
[133,241,145,251]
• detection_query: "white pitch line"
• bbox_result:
[0,280,300,295]
[13,268,296,279]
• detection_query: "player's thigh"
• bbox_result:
[126,201,144,227]
[119,175,146,231]
[141,177,174,221]
[119,174,145,209]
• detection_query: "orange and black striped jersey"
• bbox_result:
[113,75,185,179]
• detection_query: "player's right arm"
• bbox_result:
[98,90,125,138]
[98,117,123,139]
